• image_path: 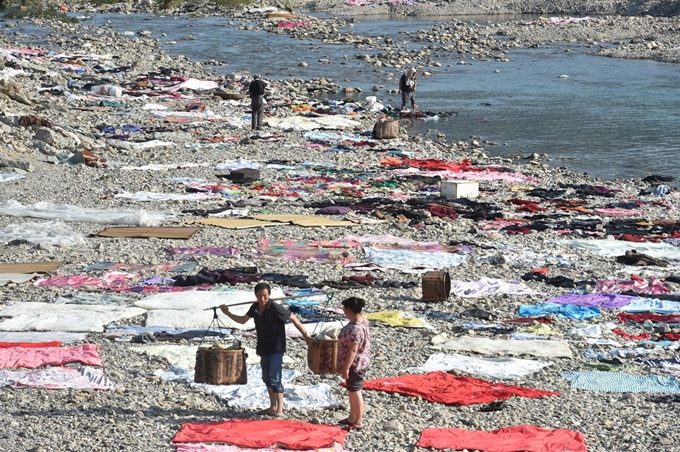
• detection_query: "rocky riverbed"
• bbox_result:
[63,0,680,64]
[0,4,680,452]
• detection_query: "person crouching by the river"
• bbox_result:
[248,74,267,130]
[220,282,313,417]
[398,67,417,111]
[337,296,371,430]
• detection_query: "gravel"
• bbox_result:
[0,4,679,452]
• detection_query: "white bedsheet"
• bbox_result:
[0,302,146,333]
[155,365,338,409]
[405,352,551,380]
[0,200,173,226]
[431,336,573,359]
[0,331,88,343]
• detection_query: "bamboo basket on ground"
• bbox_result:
[308,339,339,375]
[194,346,247,385]
[214,89,248,101]
[421,270,451,302]
[372,119,399,139]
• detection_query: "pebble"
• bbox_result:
[383,420,403,431]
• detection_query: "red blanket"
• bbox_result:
[362,371,559,405]
[172,419,347,450]
[0,344,100,369]
[417,425,587,452]
[0,341,62,348]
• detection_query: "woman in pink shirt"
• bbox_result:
[337,296,371,430]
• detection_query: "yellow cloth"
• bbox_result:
[364,311,425,328]
[518,322,563,337]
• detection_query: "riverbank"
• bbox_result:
[0,10,679,452]
[57,0,680,64]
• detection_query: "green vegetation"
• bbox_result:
[2,5,79,22]
[93,0,125,5]
[211,0,252,6]
[157,0,252,10]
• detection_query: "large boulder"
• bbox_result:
[33,127,78,151]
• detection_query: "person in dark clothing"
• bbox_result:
[248,74,267,130]
[398,67,417,111]
[220,282,312,417]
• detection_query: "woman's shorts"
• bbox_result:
[346,368,365,392]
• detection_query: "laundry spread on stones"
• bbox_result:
[2,13,680,452]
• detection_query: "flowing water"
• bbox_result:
[7,13,680,181]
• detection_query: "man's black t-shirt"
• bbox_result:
[249,79,267,97]
[246,301,291,355]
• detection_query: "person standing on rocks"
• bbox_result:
[337,296,371,430]
[398,67,417,111]
[248,74,267,130]
[220,282,313,417]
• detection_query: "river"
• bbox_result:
[8,12,680,181]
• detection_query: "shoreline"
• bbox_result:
[0,5,679,452]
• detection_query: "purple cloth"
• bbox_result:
[315,206,353,215]
[545,293,638,309]
[140,275,175,286]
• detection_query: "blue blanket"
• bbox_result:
[518,302,601,320]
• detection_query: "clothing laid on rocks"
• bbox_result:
[0,344,101,369]
[416,425,587,452]
[615,249,670,267]
[547,293,637,309]
[518,302,601,320]
[172,419,347,449]
[362,371,559,405]
[405,353,551,380]
[521,271,578,288]
[561,370,680,393]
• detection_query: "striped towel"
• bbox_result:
[562,370,680,393]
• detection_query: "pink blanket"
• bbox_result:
[595,277,670,295]
[0,344,101,369]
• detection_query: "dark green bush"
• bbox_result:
[3,5,79,22]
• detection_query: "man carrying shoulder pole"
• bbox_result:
[220,282,313,417]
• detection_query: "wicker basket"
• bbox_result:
[214,89,248,101]
[422,270,451,302]
[372,119,399,139]
[194,347,247,385]
[308,339,339,375]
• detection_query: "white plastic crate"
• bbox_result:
[440,180,479,199]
